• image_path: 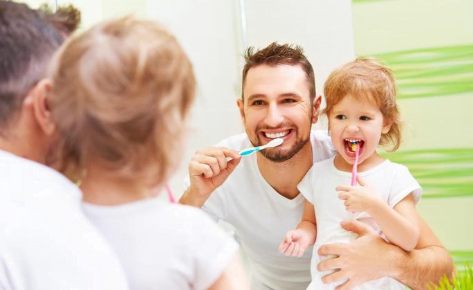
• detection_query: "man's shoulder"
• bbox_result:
[310,130,336,160]
[310,130,332,145]
[0,150,79,201]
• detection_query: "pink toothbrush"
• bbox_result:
[351,143,360,186]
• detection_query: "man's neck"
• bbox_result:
[0,136,29,161]
[257,142,313,200]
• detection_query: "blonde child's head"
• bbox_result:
[48,16,195,186]
[323,58,401,151]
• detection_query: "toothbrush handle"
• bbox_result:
[239,147,261,156]
[351,169,357,186]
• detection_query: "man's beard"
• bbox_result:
[249,123,310,163]
[260,137,309,162]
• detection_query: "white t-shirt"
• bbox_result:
[299,156,422,290]
[0,149,128,290]
[186,131,336,290]
[83,197,239,290]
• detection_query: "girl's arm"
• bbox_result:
[298,199,317,243]
[368,193,419,251]
[279,199,317,256]
[208,252,250,290]
[338,177,419,251]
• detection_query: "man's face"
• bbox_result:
[238,64,320,162]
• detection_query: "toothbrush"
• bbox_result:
[351,142,360,186]
[239,138,284,156]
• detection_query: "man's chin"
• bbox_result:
[260,138,309,162]
[261,153,293,163]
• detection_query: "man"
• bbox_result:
[180,42,453,290]
[0,2,128,289]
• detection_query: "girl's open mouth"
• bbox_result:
[344,139,364,157]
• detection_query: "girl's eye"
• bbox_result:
[360,116,371,121]
[335,115,346,120]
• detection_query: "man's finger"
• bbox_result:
[340,220,375,236]
[322,268,349,284]
[192,155,221,176]
[225,157,241,175]
[336,279,358,290]
[318,243,345,257]
[189,162,213,178]
[220,147,242,160]
[317,256,342,272]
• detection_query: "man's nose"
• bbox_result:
[265,103,284,127]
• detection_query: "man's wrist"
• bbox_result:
[383,242,408,280]
[178,187,209,207]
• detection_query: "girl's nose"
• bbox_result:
[346,123,360,133]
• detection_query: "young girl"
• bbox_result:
[47,17,249,290]
[279,58,422,289]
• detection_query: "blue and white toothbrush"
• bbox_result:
[239,138,284,156]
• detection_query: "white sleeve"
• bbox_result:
[298,167,315,204]
[388,164,422,207]
[187,209,239,290]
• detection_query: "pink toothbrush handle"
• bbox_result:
[351,146,360,186]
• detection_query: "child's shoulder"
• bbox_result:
[380,160,415,178]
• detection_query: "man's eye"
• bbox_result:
[360,116,371,121]
[282,99,296,103]
[252,100,265,106]
[335,115,346,120]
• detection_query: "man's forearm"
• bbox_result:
[393,245,453,290]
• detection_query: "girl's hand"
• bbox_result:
[336,177,381,213]
[278,229,311,257]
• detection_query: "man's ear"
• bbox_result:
[237,98,245,120]
[311,95,322,124]
[31,79,56,136]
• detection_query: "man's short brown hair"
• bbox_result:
[0,1,62,136]
[242,42,316,103]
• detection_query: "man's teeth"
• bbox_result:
[265,131,289,139]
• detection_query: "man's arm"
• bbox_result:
[395,216,453,289]
[179,147,241,208]
[317,216,453,290]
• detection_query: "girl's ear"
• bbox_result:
[382,120,392,134]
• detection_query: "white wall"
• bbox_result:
[144,0,355,195]
[24,0,356,197]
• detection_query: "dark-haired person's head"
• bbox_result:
[0,1,66,163]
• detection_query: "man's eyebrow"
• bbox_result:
[279,93,302,98]
[246,94,266,103]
